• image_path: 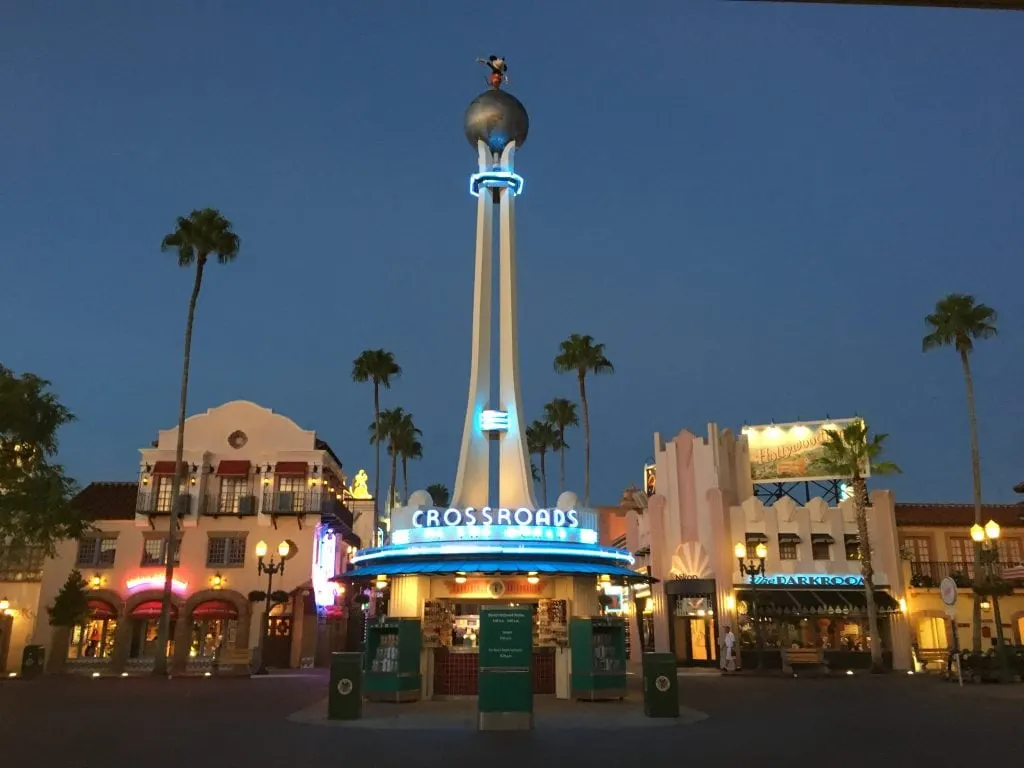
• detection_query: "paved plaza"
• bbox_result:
[0,671,1018,766]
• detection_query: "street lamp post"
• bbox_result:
[253,539,290,676]
[735,541,768,671]
[970,520,1010,681]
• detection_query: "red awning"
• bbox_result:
[130,601,178,619]
[87,599,117,620]
[152,461,188,476]
[274,461,308,476]
[216,460,251,477]
[191,600,238,620]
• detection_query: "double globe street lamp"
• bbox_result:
[970,520,1010,680]
[253,539,290,676]
[735,541,768,671]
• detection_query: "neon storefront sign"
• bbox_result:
[391,524,598,546]
[126,574,188,593]
[312,526,339,608]
[749,574,865,587]
[412,507,579,529]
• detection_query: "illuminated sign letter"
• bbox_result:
[514,507,532,526]
[534,508,551,526]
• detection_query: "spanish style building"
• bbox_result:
[31,400,363,675]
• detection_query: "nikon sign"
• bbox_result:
[741,418,869,484]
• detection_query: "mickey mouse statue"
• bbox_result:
[476,55,508,89]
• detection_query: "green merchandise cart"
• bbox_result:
[363,617,422,702]
[569,616,627,701]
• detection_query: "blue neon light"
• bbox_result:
[479,409,509,432]
[350,542,634,567]
[470,171,524,198]
[390,524,599,547]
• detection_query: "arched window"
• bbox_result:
[68,600,118,659]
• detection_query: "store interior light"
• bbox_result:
[527,576,539,585]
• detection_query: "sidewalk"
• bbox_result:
[288,693,708,730]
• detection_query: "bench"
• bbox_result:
[782,647,827,677]
[914,648,947,673]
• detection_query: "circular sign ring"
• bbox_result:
[337,679,353,696]
[655,674,671,692]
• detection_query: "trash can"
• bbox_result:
[327,652,363,720]
[642,652,679,718]
[21,645,45,680]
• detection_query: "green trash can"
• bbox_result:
[21,645,45,680]
[327,652,363,720]
[642,652,679,718]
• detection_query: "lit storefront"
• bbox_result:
[341,493,650,700]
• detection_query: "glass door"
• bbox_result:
[671,594,718,666]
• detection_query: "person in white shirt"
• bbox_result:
[722,626,737,672]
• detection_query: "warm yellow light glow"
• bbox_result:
[980,599,992,611]
[255,540,268,558]
[755,543,768,560]
[0,598,9,613]
[454,576,467,584]
[734,542,747,559]
[599,574,611,583]
[725,594,736,611]
[90,575,101,589]
[985,520,1000,540]
[211,574,223,589]
[375,580,388,589]
[898,597,907,613]
[970,524,985,543]
[527,576,540,585]
[277,540,290,558]
[528,571,538,576]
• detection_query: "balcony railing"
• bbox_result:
[909,560,1023,588]
[201,492,258,517]
[262,490,324,516]
[136,491,191,516]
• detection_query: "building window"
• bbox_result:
[778,539,798,561]
[156,477,175,512]
[0,542,45,582]
[206,535,246,568]
[811,539,831,561]
[76,536,118,568]
[218,477,248,515]
[68,618,118,659]
[901,536,931,563]
[998,538,1023,565]
[845,534,861,561]
[141,536,180,567]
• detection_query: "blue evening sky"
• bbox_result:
[2,2,1021,507]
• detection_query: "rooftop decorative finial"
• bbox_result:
[476,55,508,89]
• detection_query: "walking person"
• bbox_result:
[722,625,737,672]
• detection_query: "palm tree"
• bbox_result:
[352,350,401,540]
[390,412,423,505]
[154,208,240,676]
[526,420,559,507]
[543,398,579,494]
[923,293,997,651]
[426,483,450,507]
[369,407,410,525]
[554,334,614,506]
[815,421,901,673]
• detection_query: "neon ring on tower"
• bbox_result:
[469,170,524,198]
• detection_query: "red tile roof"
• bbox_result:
[71,482,138,521]
[895,502,1024,528]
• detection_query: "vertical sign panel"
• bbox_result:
[478,605,533,730]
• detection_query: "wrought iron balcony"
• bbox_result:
[201,492,258,517]
[261,490,324,517]
[908,560,1022,588]
[136,491,191,516]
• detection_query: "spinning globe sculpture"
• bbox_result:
[464,89,529,153]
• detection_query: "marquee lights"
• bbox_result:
[350,542,634,567]
[126,575,188,593]
[469,171,524,198]
[412,506,579,529]
[479,409,510,432]
[391,524,599,547]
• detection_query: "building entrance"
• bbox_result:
[666,579,719,667]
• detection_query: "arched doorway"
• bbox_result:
[64,598,120,673]
[125,598,179,672]
[187,600,239,672]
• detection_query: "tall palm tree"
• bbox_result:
[426,483,450,507]
[814,421,901,673]
[352,350,401,541]
[368,406,410,527]
[526,420,559,507]
[543,398,579,494]
[554,334,614,506]
[390,412,423,505]
[923,293,997,651]
[154,208,240,676]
